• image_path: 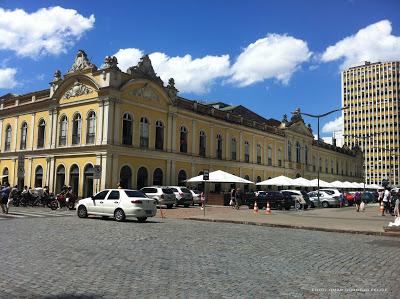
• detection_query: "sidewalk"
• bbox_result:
[155,203,400,237]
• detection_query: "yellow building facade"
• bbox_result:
[0,50,363,198]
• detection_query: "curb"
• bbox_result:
[185,217,400,238]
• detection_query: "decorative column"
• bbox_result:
[111,153,120,188]
[252,135,256,164]
[101,99,111,145]
[48,156,55,192]
[45,156,51,187]
[13,117,19,151]
[30,114,36,150]
[12,158,17,186]
[113,100,121,145]
[192,120,196,155]
[210,126,214,158]
[97,100,104,145]
[225,129,230,160]
[170,160,176,185]
[239,132,243,162]
[0,119,3,152]
[171,114,177,153]
[167,113,173,152]
[166,160,172,185]
[27,158,32,187]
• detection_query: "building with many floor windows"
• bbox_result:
[342,61,400,186]
[0,50,363,198]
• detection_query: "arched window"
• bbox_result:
[155,120,164,150]
[86,111,96,144]
[231,138,237,160]
[4,125,11,151]
[2,167,9,184]
[244,141,250,162]
[56,165,65,194]
[305,145,308,165]
[178,170,187,186]
[37,119,46,148]
[140,117,149,148]
[180,126,188,153]
[72,113,82,145]
[35,166,43,188]
[69,164,79,196]
[296,142,301,164]
[268,146,272,166]
[122,113,133,145]
[257,144,262,164]
[120,166,132,189]
[83,164,94,198]
[137,167,148,189]
[288,141,292,162]
[278,149,282,167]
[256,176,262,191]
[20,122,28,150]
[199,131,206,157]
[59,115,68,146]
[153,168,163,186]
[216,134,223,159]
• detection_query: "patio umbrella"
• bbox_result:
[329,181,346,188]
[186,170,254,184]
[292,177,313,187]
[256,175,300,186]
[308,179,332,188]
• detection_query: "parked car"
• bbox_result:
[308,191,340,208]
[77,189,157,222]
[168,186,193,207]
[281,190,312,209]
[248,191,292,210]
[140,186,176,209]
[190,189,202,205]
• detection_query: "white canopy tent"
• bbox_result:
[256,175,301,187]
[186,170,254,184]
[352,182,365,188]
[329,181,346,188]
[308,179,332,188]
[365,183,383,189]
[292,177,313,187]
[342,181,357,188]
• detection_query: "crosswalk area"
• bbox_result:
[0,208,75,220]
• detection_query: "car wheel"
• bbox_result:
[284,206,291,210]
[137,217,147,223]
[184,204,189,208]
[167,204,173,209]
[114,209,126,222]
[304,204,309,210]
[77,206,88,218]
[322,201,329,208]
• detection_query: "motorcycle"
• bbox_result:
[50,191,76,210]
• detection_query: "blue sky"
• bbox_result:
[0,0,399,141]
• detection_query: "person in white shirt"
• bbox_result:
[382,189,391,216]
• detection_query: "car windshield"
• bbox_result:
[162,188,174,194]
[192,190,201,194]
[170,188,178,192]
[323,190,335,195]
[181,188,191,193]
[125,190,148,198]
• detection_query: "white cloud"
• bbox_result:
[114,48,231,94]
[321,20,400,69]
[0,6,95,58]
[229,34,312,86]
[0,68,17,89]
[322,116,343,133]
[313,134,333,145]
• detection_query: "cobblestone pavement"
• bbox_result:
[0,207,73,220]
[0,214,399,298]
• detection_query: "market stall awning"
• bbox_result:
[308,179,333,188]
[329,181,346,188]
[256,175,301,186]
[186,170,254,184]
[292,177,313,187]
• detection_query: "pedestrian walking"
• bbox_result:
[378,188,384,206]
[0,183,11,214]
[235,188,243,210]
[230,188,236,208]
[354,191,362,212]
[383,188,391,215]
[393,190,399,217]
[6,185,18,214]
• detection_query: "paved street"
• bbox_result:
[0,209,399,299]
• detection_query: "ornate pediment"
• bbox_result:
[63,81,93,99]
[68,50,97,73]
[287,121,314,138]
[127,55,164,86]
[131,84,159,101]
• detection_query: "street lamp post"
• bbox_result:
[293,107,348,203]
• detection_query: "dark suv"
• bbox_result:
[247,191,292,210]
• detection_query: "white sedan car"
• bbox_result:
[77,189,157,222]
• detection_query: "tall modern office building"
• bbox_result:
[342,61,400,186]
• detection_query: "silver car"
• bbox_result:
[140,186,176,209]
[168,186,193,207]
[308,191,340,208]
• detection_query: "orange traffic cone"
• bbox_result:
[380,202,385,216]
[253,201,259,214]
[265,202,271,214]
